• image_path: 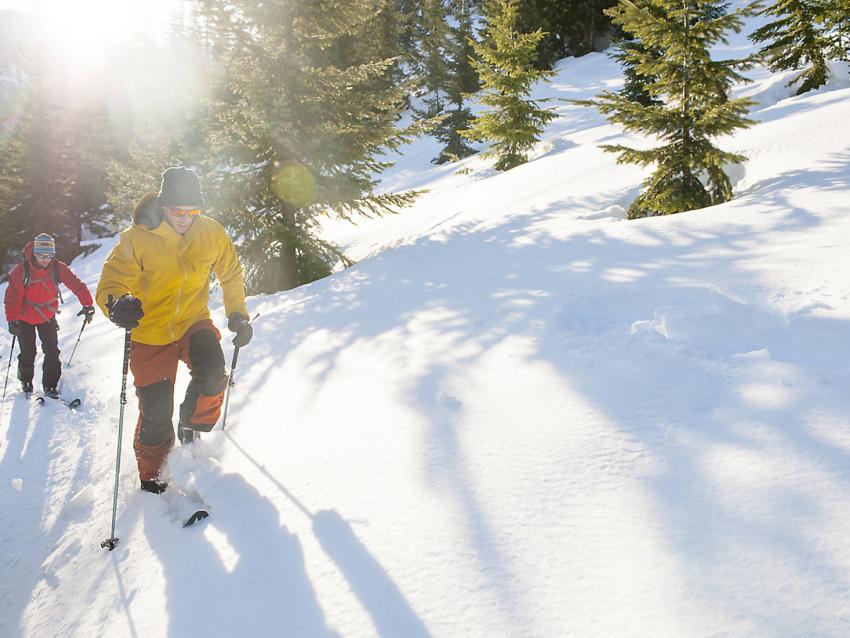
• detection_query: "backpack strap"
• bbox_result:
[21,257,63,318]
[52,260,64,304]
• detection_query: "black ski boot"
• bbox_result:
[178,423,199,445]
[140,479,168,494]
[44,387,59,399]
[21,381,33,394]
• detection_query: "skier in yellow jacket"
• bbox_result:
[97,167,252,493]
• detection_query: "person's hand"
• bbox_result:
[7,320,24,337]
[78,305,96,324]
[227,313,253,347]
[109,296,144,330]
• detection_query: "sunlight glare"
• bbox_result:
[16,0,183,75]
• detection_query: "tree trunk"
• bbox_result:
[279,205,299,291]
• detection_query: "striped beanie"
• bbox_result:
[33,233,56,257]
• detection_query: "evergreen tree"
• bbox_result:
[591,0,755,219]
[430,0,480,163]
[0,46,116,272]
[395,0,428,88]
[196,0,417,293]
[609,36,662,107]
[463,0,556,171]
[823,0,850,62]
[106,118,196,220]
[416,0,453,118]
[515,0,618,67]
[103,29,212,226]
[750,0,832,95]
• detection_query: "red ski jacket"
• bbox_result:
[4,242,93,325]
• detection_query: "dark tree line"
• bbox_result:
[5,0,845,286]
[3,0,619,285]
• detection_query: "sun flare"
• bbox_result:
[5,0,183,75]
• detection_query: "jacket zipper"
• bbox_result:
[172,247,188,342]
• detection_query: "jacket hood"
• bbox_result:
[133,192,164,230]
[23,241,43,267]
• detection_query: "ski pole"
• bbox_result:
[101,330,132,551]
[220,344,240,431]
[220,312,257,432]
[2,336,16,401]
[65,320,88,367]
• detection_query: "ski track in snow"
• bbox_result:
[3,8,850,637]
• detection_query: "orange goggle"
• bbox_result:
[167,208,203,217]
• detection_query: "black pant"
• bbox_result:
[17,319,61,389]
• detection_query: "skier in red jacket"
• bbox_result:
[4,233,94,397]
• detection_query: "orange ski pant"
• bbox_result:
[129,319,227,481]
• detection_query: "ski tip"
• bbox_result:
[68,398,82,409]
[183,510,210,528]
[35,396,45,405]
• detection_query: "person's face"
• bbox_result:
[34,254,53,268]
[162,206,202,235]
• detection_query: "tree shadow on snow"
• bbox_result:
[230,147,850,634]
[0,395,95,637]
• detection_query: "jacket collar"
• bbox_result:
[133,192,164,230]
[132,192,204,243]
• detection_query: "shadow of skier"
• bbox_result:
[224,432,432,638]
[144,470,338,637]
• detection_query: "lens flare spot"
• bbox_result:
[272,163,317,207]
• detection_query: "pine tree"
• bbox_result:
[463,0,556,171]
[590,0,755,219]
[609,36,662,107]
[431,0,480,163]
[0,45,116,271]
[750,0,832,95]
[196,0,417,293]
[416,0,453,119]
[515,0,618,66]
[823,0,850,62]
[103,28,212,229]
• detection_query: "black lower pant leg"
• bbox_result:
[179,329,227,432]
[16,323,37,384]
[18,323,35,383]
[134,379,176,481]
[137,379,176,447]
[37,319,61,389]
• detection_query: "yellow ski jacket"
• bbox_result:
[96,192,249,345]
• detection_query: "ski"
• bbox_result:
[161,486,211,528]
[183,510,210,527]
[33,395,81,410]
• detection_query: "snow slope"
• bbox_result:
[3,16,850,638]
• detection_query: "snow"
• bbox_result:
[3,11,850,637]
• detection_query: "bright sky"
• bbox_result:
[1,0,186,63]
[0,0,182,31]
[1,0,198,110]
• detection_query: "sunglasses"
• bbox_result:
[166,208,203,218]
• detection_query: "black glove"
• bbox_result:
[78,305,96,324]
[8,320,24,337]
[109,295,144,330]
[227,313,253,347]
